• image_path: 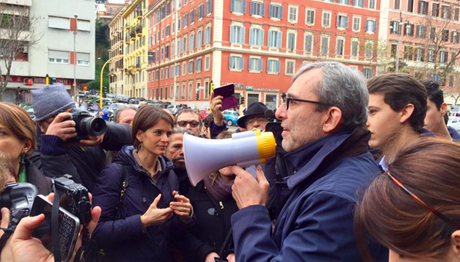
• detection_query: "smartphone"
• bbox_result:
[213,84,238,111]
[30,195,80,262]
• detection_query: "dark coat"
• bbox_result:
[178,181,238,262]
[92,145,188,262]
[25,158,51,195]
[39,122,132,192]
[231,127,388,262]
[448,126,460,142]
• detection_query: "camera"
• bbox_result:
[54,175,92,225]
[214,258,229,262]
[67,108,107,143]
[0,183,37,222]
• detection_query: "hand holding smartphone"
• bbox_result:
[30,195,80,262]
[213,84,238,111]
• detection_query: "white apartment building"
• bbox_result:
[0,0,95,103]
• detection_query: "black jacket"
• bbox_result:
[25,158,51,195]
[39,122,132,192]
[178,181,238,262]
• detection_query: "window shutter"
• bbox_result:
[373,21,377,33]
[259,29,264,45]
[276,60,281,73]
[242,26,246,44]
[250,1,254,14]
[261,3,265,16]
[230,25,234,43]
[240,57,244,70]
[336,16,340,28]
[258,58,262,71]
[365,20,369,32]
[269,5,273,17]
[277,31,282,48]
[231,0,235,12]
[345,16,349,28]
[243,0,247,14]
[249,28,254,45]
[229,56,234,69]
[279,6,283,19]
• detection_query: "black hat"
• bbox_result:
[237,102,268,128]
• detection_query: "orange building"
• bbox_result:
[147,0,381,109]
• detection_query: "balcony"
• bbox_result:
[137,10,143,20]
[135,25,142,37]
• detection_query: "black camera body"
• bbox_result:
[67,109,107,143]
[54,175,92,225]
[0,183,37,222]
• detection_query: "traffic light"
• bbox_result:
[209,81,213,95]
[240,96,245,105]
[82,85,88,91]
[196,92,199,100]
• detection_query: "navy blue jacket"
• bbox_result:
[231,127,388,262]
[448,126,460,142]
[92,145,186,262]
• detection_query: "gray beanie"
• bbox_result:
[31,83,75,121]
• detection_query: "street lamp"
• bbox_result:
[74,14,78,102]
[392,11,411,73]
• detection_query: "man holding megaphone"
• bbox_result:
[229,62,388,262]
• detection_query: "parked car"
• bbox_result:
[448,117,460,132]
[223,110,239,126]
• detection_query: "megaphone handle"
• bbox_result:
[245,165,258,179]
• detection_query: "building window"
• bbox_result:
[269,4,283,19]
[365,41,373,58]
[287,31,296,51]
[196,57,202,72]
[404,23,414,36]
[48,50,70,64]
[352,16,361,32]
[320,35,329,55]
[182,36,187,53]
[183,13,188,28]
[432,3,439,17]
[267,29,282,48]
[430,27,436,40]
[249,57,262,72]
[285,60,295,75]
[322,11,331,27]
[231,0,246,13]
[205,26,212,45]
[288,6,298,23]
[205,55,210,71]
[267,59,280,73]
[449,75,454,87]
[337,15,349,29]
[189,60,194,73]
[197,30,203,48]
[415,48,425,61]
[428,49,434,62]
[77,53,90,65]
[354,0,364,8]
[181,84,185,99]
[351,40,359,57]
[455,8,459,21]
[442,5,451,19]
[189,33,195,50]
[338,0,350,4]
[198,4,204,20]
[440,51,448,63]
[205,0,213,15]
[77,20,91,31]
[304,33,313,53]
[48,16,70,30]
[452,31,459,44]
[394,0,400,9]
[230,24,245,44]
[229,55,244,70]
[305,9,315,25]
[442,29,449,42]
[403,46,413,60]
[190,9,195,24]
[418,1,428,15]
[365,20,377,33]
[415,25,426,38]
[250,1,265,16]
[368,0,376,9]
[176,64,180,76]
[336,38,344,56]
[407,0,414,12]
[182,62,186,75]
[249,27,264,46]
[363,67,373,79]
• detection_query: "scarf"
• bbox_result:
[203,174,234,202]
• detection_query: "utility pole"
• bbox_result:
[74,14,78,102]
[395,11,402,73]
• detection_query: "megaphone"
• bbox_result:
[183,130,276,186]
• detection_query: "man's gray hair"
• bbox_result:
[172,127,194,135]
[113,105,138,123]
[293,62,368,129]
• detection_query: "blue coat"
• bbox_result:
[92,145,185,262]
[231,127,388,262]
[448,126,460,142]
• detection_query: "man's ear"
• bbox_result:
[450,230,460,259]
[37,121,46,133]
[322,106,342,133]
[399,104,415,124]
[441,102,448,117]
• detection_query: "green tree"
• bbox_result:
[85,20,109,91]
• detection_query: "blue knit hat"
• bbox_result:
[31,83,75,121]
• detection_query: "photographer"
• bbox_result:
[31,84,132,192]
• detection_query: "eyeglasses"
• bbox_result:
[281,92,329,110]
[386,171,460,230]
[177,121,200,128]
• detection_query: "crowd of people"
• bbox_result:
[0,61,459,262]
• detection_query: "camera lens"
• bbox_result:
[80,117,107,136]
